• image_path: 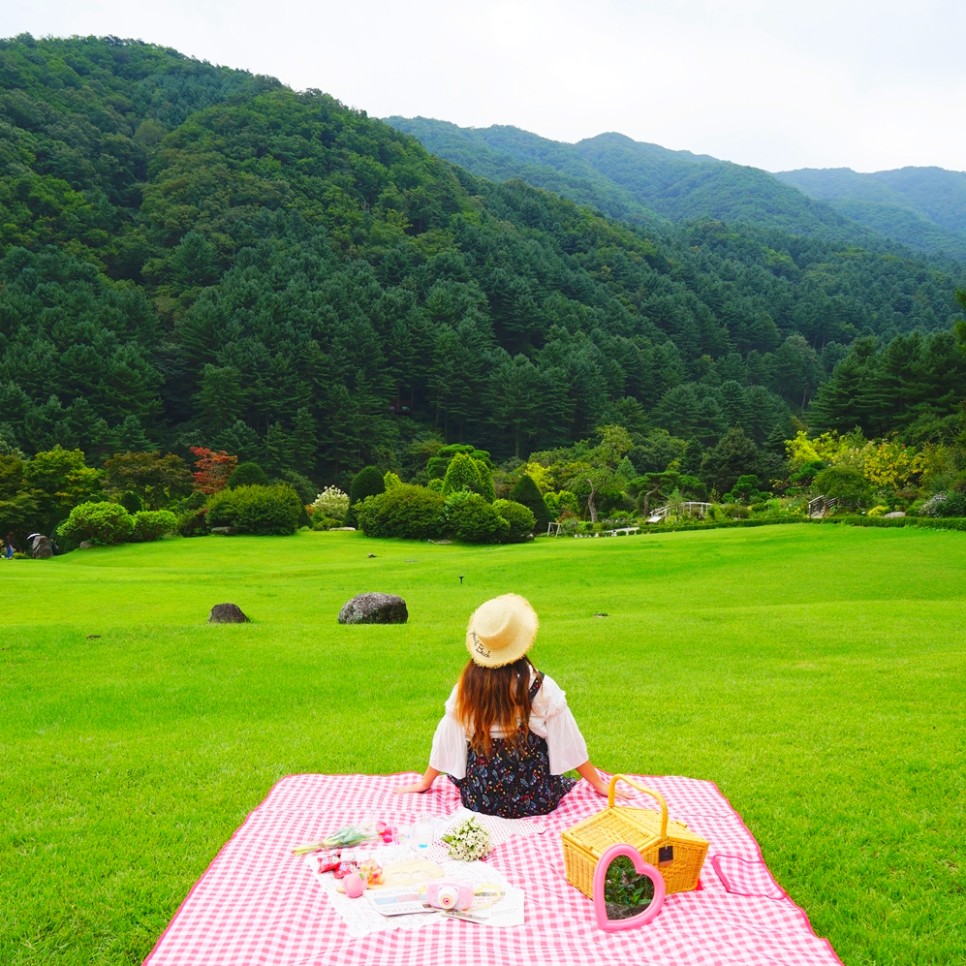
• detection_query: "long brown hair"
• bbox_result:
[455,656,537,757]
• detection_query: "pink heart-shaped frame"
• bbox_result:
[593,844,666,932]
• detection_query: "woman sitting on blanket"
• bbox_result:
[395,593,613,818]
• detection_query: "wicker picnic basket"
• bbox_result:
[561,775,708,897]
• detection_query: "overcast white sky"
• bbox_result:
[6,0,965,174]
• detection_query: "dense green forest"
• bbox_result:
[384,118,966,261]
[2,35,965,503]
[776,166,966,261]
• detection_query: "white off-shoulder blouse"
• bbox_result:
[427,671,590,780]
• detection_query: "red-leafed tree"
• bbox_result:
[189,447,237,495]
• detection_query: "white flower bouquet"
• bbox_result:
[441,815,491,862]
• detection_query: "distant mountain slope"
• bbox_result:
[382,119,672,232]
[776,166,966,261]
[385,118,966,264]
[570,132,851,237]
[385,119,891,248]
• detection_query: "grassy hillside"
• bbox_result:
[3,526,964,964]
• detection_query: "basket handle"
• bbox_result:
[607,775,668,839]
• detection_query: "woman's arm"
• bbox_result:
[394,765,441,795]
[575,761,612,796]
[576,762,630,799]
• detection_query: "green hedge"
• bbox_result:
[838,515,966,532]
[493,499,537,542]
[131,510,178,542]
[442,491,509,544]
[57,501,134,546]
[205,484,303,535]
[355,484,444,540]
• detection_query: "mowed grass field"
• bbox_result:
[2,524,964,965]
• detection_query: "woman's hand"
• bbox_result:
[393,766,440,795]
[576,761,629,798]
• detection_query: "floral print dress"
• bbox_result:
[449,674,578,818]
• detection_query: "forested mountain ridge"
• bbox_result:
[776,166,966,261]
[2,35,965,492]
[385,118,966,263]
[381,120,675,233]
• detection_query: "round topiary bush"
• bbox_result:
[228,462,270,489]
[443,490,509,544]
[206,484,303,535]
[57,501,134,546]
[131,510,179,542]
[355,484,444,539]
[347,465,386,527]
[493,498,537,542]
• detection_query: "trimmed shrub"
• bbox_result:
[350,465,386,504]
[841,514,966,532]
[228,462,269,489]
[206,484,303,535]
[426,444,492,481]
[205,487,240,529]
[131,510,178,542]
[443,490,509,544]
[440,452,495,501]
[355,484,444,539]
[348,465,386,527]
[509,473,550,532]
[57,502,133,546]
[442,452,484,496]
[474,459,496,503]
[493,498,536,542]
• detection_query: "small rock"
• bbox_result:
[209,603,250,623]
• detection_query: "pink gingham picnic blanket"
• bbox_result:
[144,773,843,966]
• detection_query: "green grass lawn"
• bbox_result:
[2,525,964,965]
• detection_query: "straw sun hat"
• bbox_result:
[465,593,539,668]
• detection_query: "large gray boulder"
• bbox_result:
[31,535,53,559]
[338,592,408,625]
